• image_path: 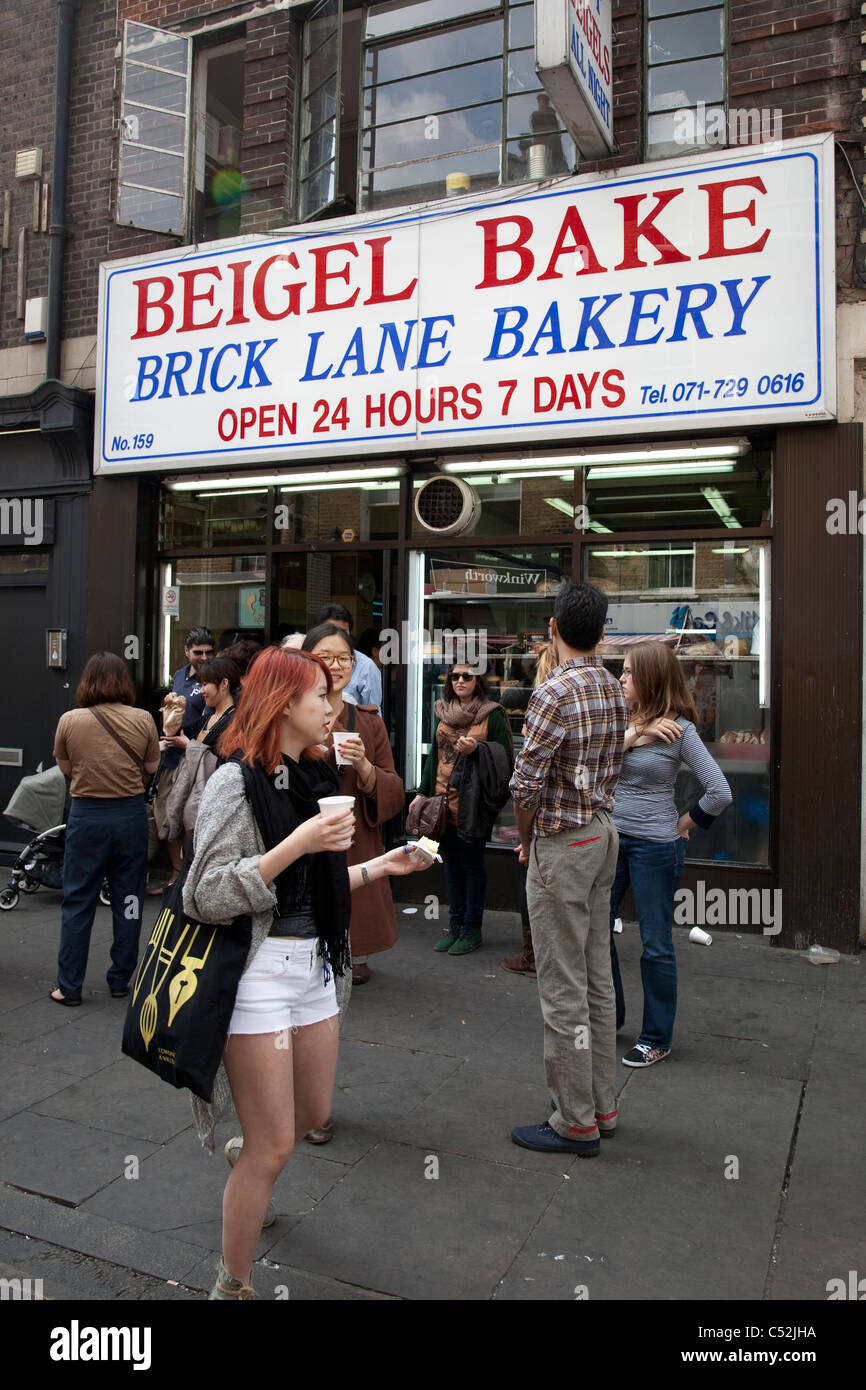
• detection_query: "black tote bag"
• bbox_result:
[121,866,252,1102]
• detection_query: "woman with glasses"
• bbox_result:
[301,623,405,999]
[410,664,513,956]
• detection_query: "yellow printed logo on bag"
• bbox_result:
[132,907,217,1050]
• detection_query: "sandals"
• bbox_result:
[305,1118,334,1144]
[50,988,81,1007]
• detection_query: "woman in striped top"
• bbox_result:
[610,641,732,1068]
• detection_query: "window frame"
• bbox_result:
[117,19,193,238]
[643,0,729,163]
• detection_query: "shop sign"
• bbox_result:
[95,134,835,475]
[431,562,551,595]
[536,0,614,158]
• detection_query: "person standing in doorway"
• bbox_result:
[50,653,160,1005]
[150,627,215,892]
[410,663,512,956]
[509,581,627,1155]
[313,604,382,714]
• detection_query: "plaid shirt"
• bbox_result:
[509,656,627,835]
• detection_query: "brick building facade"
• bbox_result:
[0,0,863,949]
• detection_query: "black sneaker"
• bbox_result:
[622,1043,671,1068]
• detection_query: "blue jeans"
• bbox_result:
[609,833,687,1049]
[441,824,487,931]
[57,796,148,1000]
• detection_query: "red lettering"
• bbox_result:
[534,377,557,412]
[437,386,459,421]
[578,371,599,408]
[253,254,303,321]
[131,276,174,339]
[178,266,222,333]
[460,383,482,419]
[601,369,625,408]
[259,404,275,437]
[239,407,257,438]
[363,236,417,305]
[226,261,251,325]
[538,206,606,280]
[557,376,581,411]
[389,390,412,426]
[278,403,297,435]
[698,177,770,260]
[614,189,690,270]
[310,242,360,312]
[476,216,535,288]
[218,409,237,441]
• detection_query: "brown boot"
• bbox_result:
[501,925,536,977]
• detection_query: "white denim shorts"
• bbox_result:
[227,936,338,1035]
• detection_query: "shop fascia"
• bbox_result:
[95,134,834,477]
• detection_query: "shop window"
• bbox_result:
[584,449,771,532]
[162,488,268,549]
[411,469,577,539]
[406,544,571,844]
[118,23,246,240]
[645,0,726,161]
[118,21,192,235]
[587,537,770,866]
[161,555,266,685]
[646,543,695,591]
[276,481,400,542]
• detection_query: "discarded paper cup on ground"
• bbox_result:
[331,732,355,768]
[689,926,712,946]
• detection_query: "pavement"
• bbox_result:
[0,881,862,1304]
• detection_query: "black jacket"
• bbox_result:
[449,740,513,842]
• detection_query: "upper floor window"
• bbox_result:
[298,0,575,221]
[118,22,246,241]
[645,0,726,161]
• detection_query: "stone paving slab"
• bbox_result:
[769,1225,866,1302]
[265,1140,562,1300]
[0,1239,198,1301]
[0,1111,161,1207]
[32,1056,193,1146]
[181,1248,397,1299]
[0,1185,204,1283]
[0,1055,84,1123]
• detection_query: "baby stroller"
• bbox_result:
[0,765,111,911]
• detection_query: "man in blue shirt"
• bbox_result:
[313,604,382,714]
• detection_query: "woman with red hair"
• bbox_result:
[182,645,430,1300]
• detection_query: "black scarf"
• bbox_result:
[231,751,351,980]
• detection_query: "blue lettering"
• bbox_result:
[190,346,213,396]
[621,288,669,347]
[210,343,242,392]
[570,294,621,351]
[524,303,566,357]
[371,320,416,374]
[721,276,771,336]
[158,350,193,399]
[667,283,717,342]
[413,314,454,369]
[238,338,277,389]
[484,305,528,360]
[332,327,368,378]
[300,332,332,381]
[131,356,162,402]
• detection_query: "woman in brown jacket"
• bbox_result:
[301,624,404,988]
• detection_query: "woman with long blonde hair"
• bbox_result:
[610,641,732,1068]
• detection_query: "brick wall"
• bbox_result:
[0,1,862,359]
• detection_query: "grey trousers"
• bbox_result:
[527,811,619,1138]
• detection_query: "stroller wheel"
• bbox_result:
[99,883,111,907]
[0,887,19,910]
[19,876,40,894]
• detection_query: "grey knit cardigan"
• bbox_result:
[182,760,278,1152]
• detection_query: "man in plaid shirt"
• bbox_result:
[509,580,627,1155]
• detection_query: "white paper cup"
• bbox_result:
[331,732,355,768]
[689,926,713,946]
[317,795,355,814]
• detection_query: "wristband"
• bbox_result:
[360,863,371,886]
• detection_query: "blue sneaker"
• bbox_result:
[510,1122,600,1156]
